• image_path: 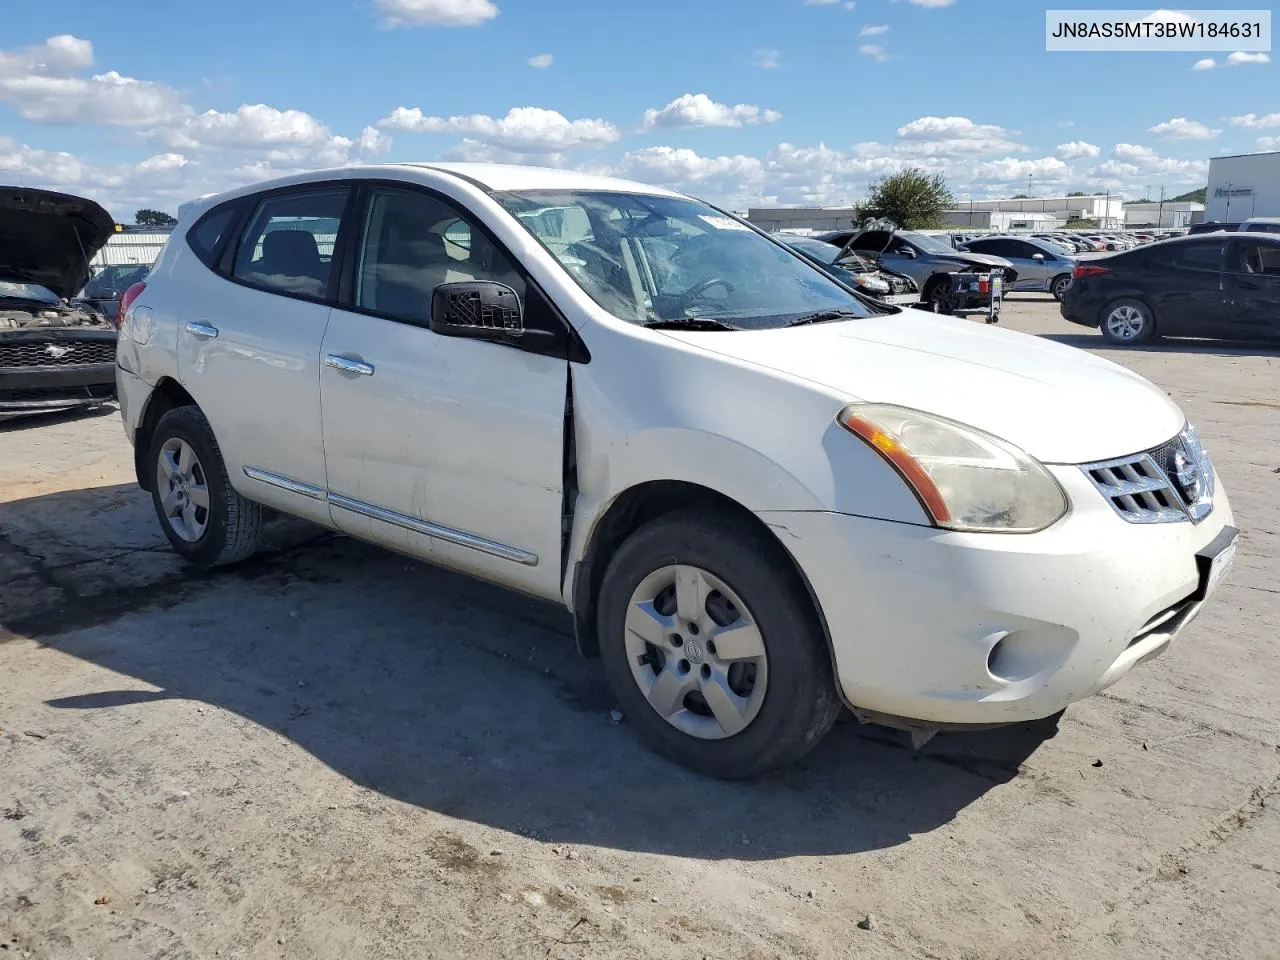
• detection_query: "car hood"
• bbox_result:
[664,310,1184,464]
[0,187,115,299]
[940,251,1012,269]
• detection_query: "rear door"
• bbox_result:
[1135,239,1226,336]
[176,185,353,525]
[1224,238,1280,341]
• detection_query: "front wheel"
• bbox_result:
[1100,297,1156,345]
[149,405,264,567]
[597,510,841,779]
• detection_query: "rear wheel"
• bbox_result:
[1100,298,1156,345]
[149,406,263,567]
[1050,274,1072,301]
[597,510,841,779]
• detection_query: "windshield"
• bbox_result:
[0,281,59,304]
[496,190,876,328]
[899,231,959,255]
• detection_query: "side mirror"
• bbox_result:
[1031,253,1046,262]
[99,288,123,300]
[896,246,917,258]
[430,281,524,340]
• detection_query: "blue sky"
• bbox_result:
[1,0,1275,216]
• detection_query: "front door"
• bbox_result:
[319,186,568,599]
[1224,238,1280,341]
[176,186,352,525]
[1141,238,1226,336]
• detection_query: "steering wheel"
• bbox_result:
[676,276,735,312]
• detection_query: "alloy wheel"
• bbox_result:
[1105,304,1148,341]
[623,564,769,740]
[156,437,211,542]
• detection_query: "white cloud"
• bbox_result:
[1148,117,1219,140]
[0,35,185,126]
[134,152,188,174]
[898,116,1007,141]
[641,93,781,130]
[168,104,333,150]
[527,53,553,68]
[972,156,1070,183]
[615,146,765,202]
[1055,140,1100,161]
[1258,136,1280,150]
[1092,143,1209,189]
[378,105,619,151]
[753,48,781,69]
[860,24,889,35]
[1226,112,1280,128]
[1139,9,1197,24]
[859,44,890,61]
[1192,58,1216,70]
[1058,120,1075,128]
[373,0,498,27]
[1227,51,1270,65]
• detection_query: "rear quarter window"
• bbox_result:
[187,203,242,268]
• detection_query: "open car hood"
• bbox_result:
[0,187,115,300]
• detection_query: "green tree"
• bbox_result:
[1010,194,1031,199]
[856,168,954,229]
[1066,191,1087,197]
[135,209,178,227]
[1170,187,1207,203]
[1065,217,1097,229]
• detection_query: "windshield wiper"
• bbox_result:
[642,317,742,331]
[785,309,862,328]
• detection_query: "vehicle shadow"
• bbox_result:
[0,402,117,433]
[2,482,1060,860]
[1041,332,1280,358]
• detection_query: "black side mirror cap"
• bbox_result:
[430,281,524,340]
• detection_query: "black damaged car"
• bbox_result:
[1,187,120,420]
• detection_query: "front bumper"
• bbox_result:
[0,362,117,418]
[760,464,1236,726]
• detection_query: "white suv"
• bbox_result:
[116,163,1237,778]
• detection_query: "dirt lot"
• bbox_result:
[2,295,1278,960]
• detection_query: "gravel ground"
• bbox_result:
[1,295,1278,960]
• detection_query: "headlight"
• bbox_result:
[854,275,890,294]
[837,403,1068,533]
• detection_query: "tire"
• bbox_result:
[596,509,841,779]
[1050,274,1072,301]
[1099,297,1156,345]
[148,405,263,567]
[924,278,951,315]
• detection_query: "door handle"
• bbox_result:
[324,354,375,376]
[185,321,218,340]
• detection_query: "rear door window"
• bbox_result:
[232,189,350,299]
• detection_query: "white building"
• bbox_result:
[1122,201,1204,228]
[745,207,859,233]
[1205,151,1280,223]
[952,194,1125,229]
[942,210,1066,230]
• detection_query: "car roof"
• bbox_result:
[176,162,687,222]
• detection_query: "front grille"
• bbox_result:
[1082,426,1214,524]
[0,340,116,367]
